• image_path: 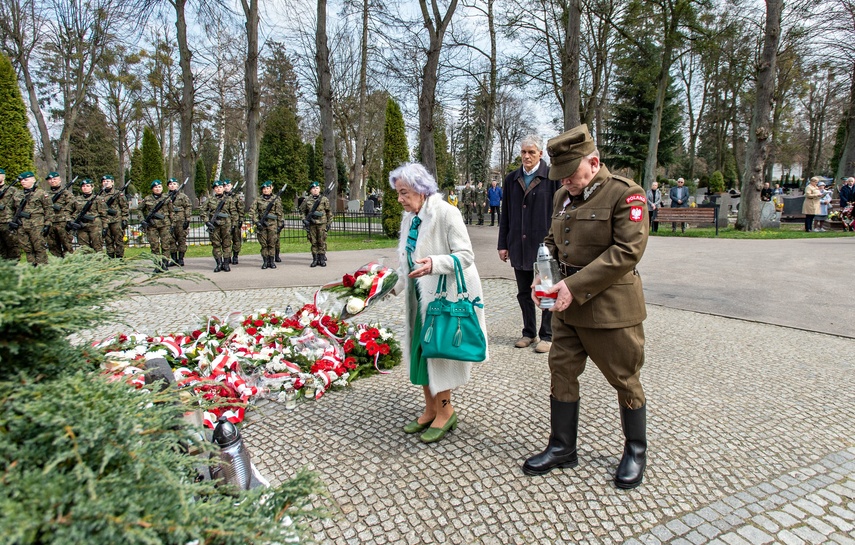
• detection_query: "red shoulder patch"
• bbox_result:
[626,194,647,204]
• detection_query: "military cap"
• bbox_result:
[547,124,597,180]
[18,171,35,180]
[48,171,60,178]
[167,177,178,184]
[222,179,232,185]
[101,174,114,181]
[260,180,273,188]
[150,179,163,188]
[212,180,224,187]
[81,178,93,186]
[309,181,320,189]
[0,168,5,174]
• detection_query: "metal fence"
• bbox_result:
[121,210,386,247]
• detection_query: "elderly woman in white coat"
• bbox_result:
[390,163,488,444]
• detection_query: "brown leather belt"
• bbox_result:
[559,262,583,277]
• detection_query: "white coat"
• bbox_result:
[394,193,489,395]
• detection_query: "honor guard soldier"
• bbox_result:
[300,181,331,267]
[139,179,174,272]
[460,181,474,224]
[522,124,650,489]
[101,175,129,259]
[202,180,233,272]
[473,181,487,225]
[74,178,107,252]
[224,179,244,264]
[11,171,50,266]
[250,180,283,269]
[46,171,77,258]
[0,168,21,261]
[167,177,191,266]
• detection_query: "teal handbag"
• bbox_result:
[421,255,486,362]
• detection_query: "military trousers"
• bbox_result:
[257,225,277,258]
[231,222,243,255]
[548,315,646,409]
[17,225,48,265]
[208,222,232,259]
[171,222,188,253]
[463,204,474,224]
[475,203,485,223]
[146,224,172,256]
[0,224,20,261]
[77,223,103,252]
[47,222,75,258]
[307,224,327,255]
[104,221,125,257]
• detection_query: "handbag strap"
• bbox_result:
[433,269,447,297]
[450,254,468,297]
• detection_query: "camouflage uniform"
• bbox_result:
[12,174,50,265]
[227,185,244,264]
[202,181,233,272]
[168,181,192,265]
[46,174,77,258]
[249,182,283,269]
[473,182,487,225]
[140,184,174,269]
[101,177,130,258]
[300,185,332,267]
[0,178,20,261]
[75,183,107,252]
[461,183,474,224]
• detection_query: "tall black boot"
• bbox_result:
[614,404,647,489]
[268,255,277,269]
[170,252,179,267]
[232,252,239,264]
[214,257,222,273]
[319,253,326,267]
[522,398,579,476]
[178,251,185,266]
[274,250,281,263]
[310,253,318,267]
[222,257,231,272]
[261,255,268,269]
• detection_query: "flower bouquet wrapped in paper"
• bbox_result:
[314,261,398,320]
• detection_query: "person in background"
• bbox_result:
[391,162,487,444]
[75,178,106,253]
[669,177,689,232]
[102,175,130,259]
[45,171,76,258]
[224,180,244,265]
[839,177,855,232]
[487,179,503,226]
[760,181,773,202]
[646,181,662,233]
[140,179,174,272]
[473,181,487,225]
[250,180,283,270]
[813,180,832,232]
[802,177,822,232]
[167,178,191,266]
[12,171,50,266]
[300,181,332,267]
[446,187,459,208]
[0,168,20,261]
[461,181,474,225]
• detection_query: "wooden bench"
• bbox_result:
[653,206,720,235]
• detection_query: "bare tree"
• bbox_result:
[240,0,259,208]
[493,86,532,173]
[316,0,337,202]
[97,45,143,185]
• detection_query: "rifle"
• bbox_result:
[257,184,288,229]
[68,186,106,232]
[0,178,18,202]
[168,178,189,203]
[51,176,78,206]
[205,193,229,232]
[302,182,334,231]
[8,183,33,232]
[139,191,170,231]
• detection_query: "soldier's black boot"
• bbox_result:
[310,253,318,267]
[274,250,281,263]
[522,398,579,476]
[214,257,222,273]
[614,404,647,489]
[171,252,179,266]
[319,254,326,267]
[268,256,277,269]
[222,258,231,272]
[178,252,185,266]
[232,252,239,264]
[261,255,268,269]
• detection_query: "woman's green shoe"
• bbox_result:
[403,417,433,434]
[420,412,458,443]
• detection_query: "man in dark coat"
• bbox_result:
[497,134,561,354]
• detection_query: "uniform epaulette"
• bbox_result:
[612,175,638,188]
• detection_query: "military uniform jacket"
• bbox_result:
[203,194,234,226]
[545,165,649,329]
[169,191,192,225]
[300,194,331,225]
[14,188,50,229]
[250,194,284,227]
[48,187,78,223]
[140,193,173,228]
[102,189,129,224]
[0,184,19,222]
[473,185,487,205]
[461,186,474,205]
[228,193,244,225]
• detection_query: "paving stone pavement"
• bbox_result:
[91,275,855,545]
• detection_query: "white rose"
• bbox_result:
[346,297,365,314]
[355,274,374,290]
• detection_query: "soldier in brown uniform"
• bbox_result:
[0,168,21,261]
[101,175,129,258]
[249,180,283,269]
[522,125,650,489]
[300,181,332,267]
[10,171,50,266]
[224,180,244,264]
[139,179,174,272]
[46,171,77,258]
[202,180,233,272]
[167,178,191,266]
[74,178,106,252]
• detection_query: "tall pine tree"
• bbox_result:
[69,102,118,183]
[194,158,207,200]
[139,127,165,196]
[0,53,34,179]
[382,98,409,238]
[258,103,305,205]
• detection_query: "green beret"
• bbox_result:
[309,181,320,189]
[48,171,60,178]
[101,174,114,181]
[18,171,35,180]
[150,179,163,188]
[0,168,5,174]
[260,180,273,188]
[547,124,597,180]
[168,177,178,184]
[212,180,224,187]
[81,178,93,186]
[222,179,232,185]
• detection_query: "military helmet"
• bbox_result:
[260,180,273,188]
[150,179,163,188]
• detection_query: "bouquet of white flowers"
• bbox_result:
[314,261,398,320]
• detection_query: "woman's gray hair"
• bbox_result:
[388,162,438,196]
[520,134,543,151]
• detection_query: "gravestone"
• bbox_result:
[347,199,361,212]
[759,200,780,228]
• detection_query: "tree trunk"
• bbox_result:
[641,42,674,191]
[562,0,581,130]
[174,0,197,205]
[418,0,458,177]
[737,0,781,231]
[481,0,497,181]
[316,0,337,207]
[241,0,259,210]
[20,62,54,171]
[836,64,855,180]
[350,0,370,202]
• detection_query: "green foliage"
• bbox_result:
[313,134,324,184]
[382,98,408,238]
[129,147,143,193]
[506,155,522,174]
[0,53,34,178]
[258,103,306,205]
[69,102,119,182]
[830,115,846,177]
[708,170,725,193]
[140,127,165,196]
[433,103,452,188]
[305,142,317,183]
[194,157,207,197]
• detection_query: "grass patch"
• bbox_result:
[121,236,398,259]
[652,222,855,239]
